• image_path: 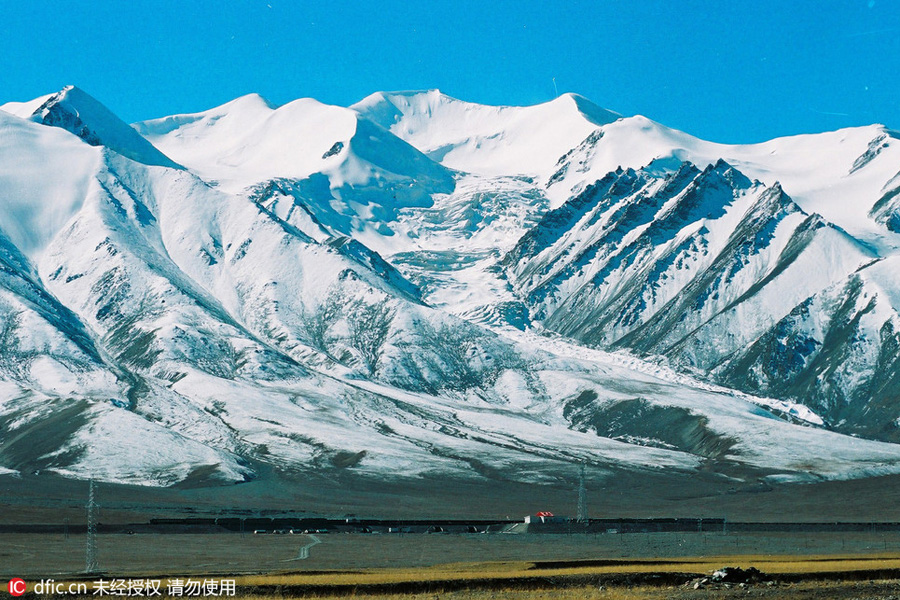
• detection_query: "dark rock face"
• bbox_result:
[35,97,103,146]
[564,394,737,460]
[507,160,900,442]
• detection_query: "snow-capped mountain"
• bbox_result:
[134,93,455,249]
[1,86,899,490]
[351,90,900,443]
[2,85,176,169]
[352,89,620,177]
[503,159,900,440]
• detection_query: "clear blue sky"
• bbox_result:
[2,0,898,143]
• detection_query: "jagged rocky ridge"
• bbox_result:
[503,159,900,440]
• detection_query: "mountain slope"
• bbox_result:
[545,114,900,252]
[504,159,900,440]
[346,91,900,443]
[0,86,899,490]
[0,110,102,257]
[134,95,455,245]
[1,85,176,168]
[717,257,900,441]
[352,90,620,177]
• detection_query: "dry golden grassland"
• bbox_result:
[12,554,900,598]
[226,555,900,598]
[236,583,900,599]
[12,554,900,600]
[235,554,900,586]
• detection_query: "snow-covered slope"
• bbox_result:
[353,90,620,177]
[506,160,872,350]
[0,110,102,257]
[501,159,900,440]
[1,85,899,490]
[717,256,900,441]
[545,115,900,253]
[134,95,455,244]
[351,91,900,249]
[344,91,900,442]
[1,86,176,168]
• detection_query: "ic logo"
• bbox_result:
[7,579,25,597]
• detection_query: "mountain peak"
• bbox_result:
[133,91,454,220]
[698,157,754,189]
[356,89,620,124]
[131,92,282,140]
[351,89,458,126]
[216,92,277,113]
[352,90,621,178]
[554,92,621,127]
[12,85,179,168]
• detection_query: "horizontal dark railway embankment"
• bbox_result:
[4,517,900,535]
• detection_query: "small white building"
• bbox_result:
[524,511,566,524]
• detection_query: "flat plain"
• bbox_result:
[5,470,900,597]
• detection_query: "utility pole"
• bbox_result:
[577,462,588,525]
[85,479,99,574]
